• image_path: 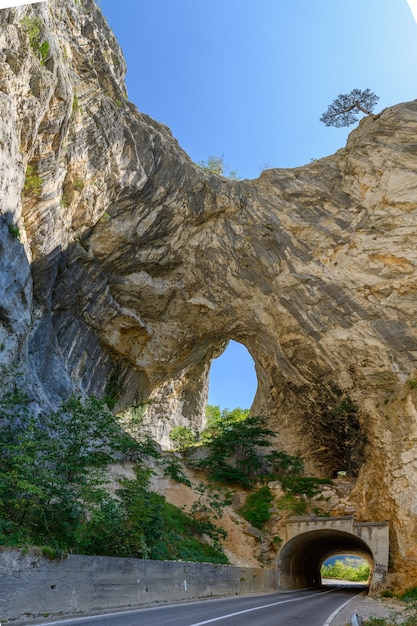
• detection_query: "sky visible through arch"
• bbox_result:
[207,341,257,410]
[95,0,417,410]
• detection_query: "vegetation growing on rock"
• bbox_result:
[1,380,340,566]
[0,375,227,564]
[320,88,379,126]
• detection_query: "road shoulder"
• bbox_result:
[330,594,409,625]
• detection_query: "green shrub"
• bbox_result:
[197,414,275,488]
[191,483,233,521]
[8,224,20,239]
[0,392,141,551]
[282,475,332,497]
[238,486,274,529]
[41,546,62,560]
[401,587,417,602]
[38,40,50,64]
[198,155,239,179]
[154,502,227,563]
[263,450,304,479]
[276,494,308,515]
[21,16,50,64]
[162,457,192,486]
[169,426,196,450]
[0,382,227,564]
[201,406,250,442]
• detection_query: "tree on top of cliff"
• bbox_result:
[320,88,380,127]
[198,155,239,179]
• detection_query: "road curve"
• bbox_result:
[28,585,366,626]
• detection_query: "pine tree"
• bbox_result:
[320,88,379,127]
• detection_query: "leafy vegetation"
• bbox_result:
[73,177,85,191]
[8,223,20,239]
[23,164,42,197]
[72,94,82,116]
[198,155,239,179]
[276,493,308,516]
[0,367,340,565]
[169,425,196,450]
[202,406,250,442]
[21,15,50,65]
[321,557,370,582]
[183,405,333,520]
[191,483,233,521]
[162,456,192,486]
[196,412,276,488]
[401,588,417,603]
[0,377,226,563]
[238,487,274,530]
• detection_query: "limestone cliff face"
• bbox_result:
[2,0,417,581]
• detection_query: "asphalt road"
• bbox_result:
[31,585,366,626]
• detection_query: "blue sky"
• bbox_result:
[99,0,417,410]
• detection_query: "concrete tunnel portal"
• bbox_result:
[278,528,374,588]
[277,517,389,591]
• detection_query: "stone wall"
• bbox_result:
[0,549,277,622]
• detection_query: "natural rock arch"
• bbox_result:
[2,0,417,584]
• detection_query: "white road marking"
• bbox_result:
[189,587,342,625]
[26,587,357,626]
[322,590,364,626]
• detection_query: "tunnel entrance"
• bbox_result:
[277,517,389,592]
[207,340,257,409]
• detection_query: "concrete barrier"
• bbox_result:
[0,549,277,622]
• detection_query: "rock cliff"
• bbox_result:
[2,0,417,583]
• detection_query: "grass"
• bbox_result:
[73,177,85,191]
[23,165,42,197]
[8,224,20,239]
[276,493,308,515]
[155,501,228,564]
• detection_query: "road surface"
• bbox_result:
[30,584,366,626]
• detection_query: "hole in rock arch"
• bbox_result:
[207,340,257,410]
